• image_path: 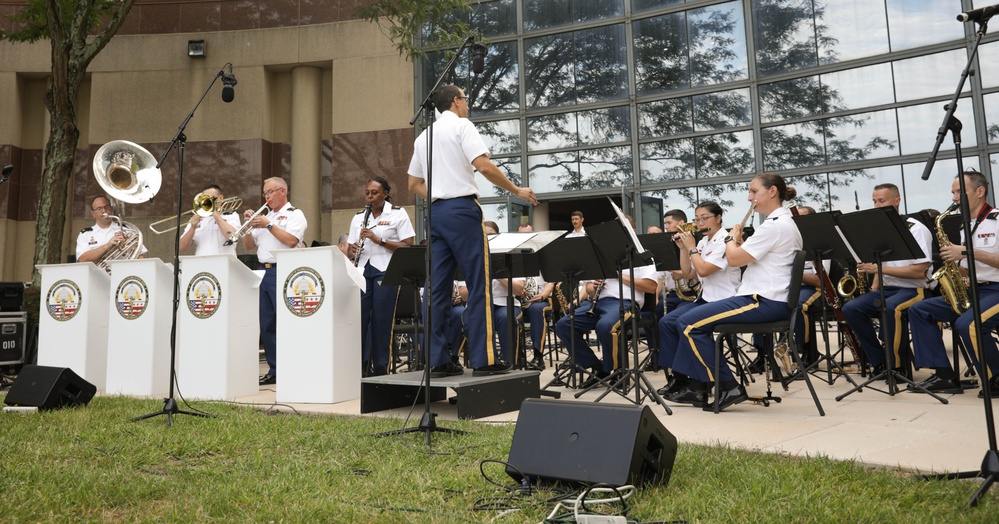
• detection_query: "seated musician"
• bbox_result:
[521,275,554,370]
[840,183,932,374]
[670,173,802,412]
[657,201,741,400]
[554,225,658,389]
[447,280,468,365]
[908,170,999,397]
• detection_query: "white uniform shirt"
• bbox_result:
[961,209,999,282]
[696,229,741,302]
[881,217,933,288]
[76,222,148,261]
[595,264,658,309]
[249,201,308,264]
[738,206,804,302]
[347,202,416,272]
[492,278,524,308]
[407,111,486,200]
[181,212,242,256]
[566,227,586,238]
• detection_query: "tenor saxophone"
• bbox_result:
[932,203,971,314]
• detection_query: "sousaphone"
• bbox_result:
[93,140,162,203]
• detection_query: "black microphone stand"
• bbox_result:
[133,64,233,426]
[403,35,477,447]
[919,18,999,507]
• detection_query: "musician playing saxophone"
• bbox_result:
[348,177,415,377]
[840,183,932,375]
[909,171,999,397]
[554,217,658,389]
[76,196,148,263]
[242,177,307,386]
[657,201,741,400]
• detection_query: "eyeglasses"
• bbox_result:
[92,205,113,212]
[693,215,717,223]
[262,188,283,198]
[455,96,467,101]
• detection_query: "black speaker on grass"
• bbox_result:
[4,365,96,410]
[506,399,677,487]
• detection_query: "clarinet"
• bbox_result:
[584,280,606,317]
[351,203,372,267]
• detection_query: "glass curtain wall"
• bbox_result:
[418,0,999,228]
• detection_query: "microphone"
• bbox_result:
[958,4,998,22]
[1,165,12,185]
[470,39,487,75]
[221,64,237,103]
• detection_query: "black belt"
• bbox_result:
[432,194,477,202]
[262,263,277,269]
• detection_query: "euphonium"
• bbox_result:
[932,203,971,314]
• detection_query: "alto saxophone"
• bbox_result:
[554,282,571,313]
[932,203,971,314]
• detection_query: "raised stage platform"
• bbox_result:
[360,370,542,419]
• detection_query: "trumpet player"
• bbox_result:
[243,177,308,386]
[77,196,147,263]
[657,201,741,400]
[840,183,932,375]
[909,171,999,397]
[178,185,241,256]
[347,177,415,377]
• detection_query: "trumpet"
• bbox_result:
[149,193,243,234]
[223,202,270,246]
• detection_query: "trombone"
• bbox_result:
[148,192,243,234]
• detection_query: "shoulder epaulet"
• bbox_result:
[80,226,93,234]
[222,210,235,215]
[907,221,915,229]
[288,207,297,212]
[987,210,999,220]
[355,209,365,215]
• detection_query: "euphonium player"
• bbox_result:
[76,195,148,263]
[908,171,999,397]
[671,173,802,412]
[179,184,241,256]
[347,177,415,377]
[657,201,741,400]
[840,183,932,375]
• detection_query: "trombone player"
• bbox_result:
[178,184,241,256]
[77,195,147,263]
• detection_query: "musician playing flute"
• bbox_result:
[908,170,999,397]
[657,201,741,400]
[840,183,931,375]
[671,173,802,412]
[347,177,415,377]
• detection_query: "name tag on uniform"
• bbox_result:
[978,232,995,247]
[88,237,97,246]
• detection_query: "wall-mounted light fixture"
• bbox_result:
[188,40,206,58]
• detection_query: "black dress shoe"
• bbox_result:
[472,360,512,376]
[666,387,707,407]
[259,372,276,385]
[979,377,999,398]
[579,371,610,389]
[430,361,464,378]
[525,356,545,371]
[908,374,962,394]
[704,385,748,412]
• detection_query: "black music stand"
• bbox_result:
[573,220,672,415]
[489,231,563,372]
[636,232,682,370]
[536,237,608,391]
[375,246,463,441]
[791,211,860,387]
[833,208,947,403]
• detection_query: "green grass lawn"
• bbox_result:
[0,396,996,523]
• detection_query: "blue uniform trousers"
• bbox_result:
[426,197,499,368]
[361,262,396,376]
[840,286,924,368]
[795,286,822,351]
[673,295,790,384]
[647,291,683,346]
[554,297,632,372]
[447,304,466,359]
[259,266,277,375]
[490,305,522,363]
[524,300,551,355]
[909,285,999,377]
[657,299,701,369]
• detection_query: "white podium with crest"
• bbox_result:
[36,263,111,391]
[104,258,174,397]
[273,246,362,404]
[176,254,262,399]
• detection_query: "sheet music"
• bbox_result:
[342,252,366,292]
[608,197,647,254]
[489,232,537,252]
[835,225,861,264]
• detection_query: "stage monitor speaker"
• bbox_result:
[4,365,96,410]
[506,399,677,487]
